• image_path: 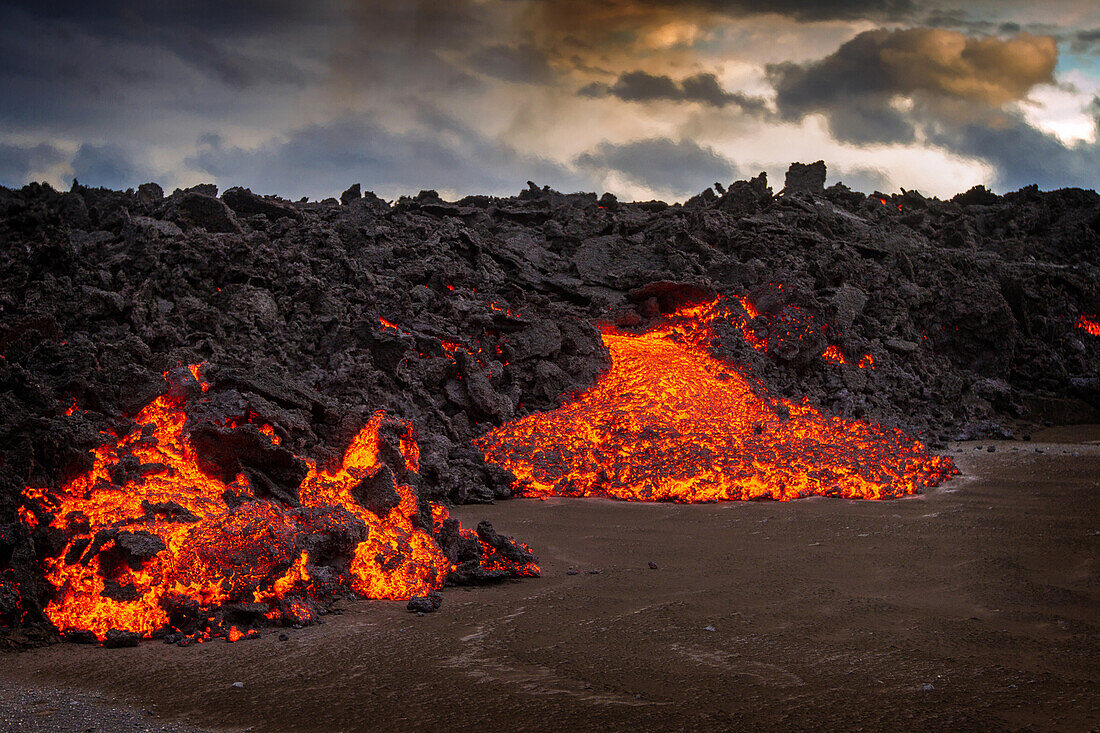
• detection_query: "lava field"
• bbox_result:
[1,161,1098,644]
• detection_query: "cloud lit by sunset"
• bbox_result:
[1,0,1097,199]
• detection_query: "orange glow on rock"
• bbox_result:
[821,345,847,364]
[429,503,540,579]
[258,424,281,445]
[17,506,37,530]
[489,301,521,317]
[297,412,449,601]
[477,301,956,502]
[187,364,209,392]
[1077,315,1100,337]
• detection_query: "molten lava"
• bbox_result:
[296,412,449,601]
[477,299,956,502]
[821,344,847,364]
[1077,315,1100,337]
[20,366,537,642]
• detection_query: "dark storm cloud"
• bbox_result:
[927,107,1100,192]
[185,112,594,200]
[521,0,921,68]
[0,142,65,187]
[0,3,319,140]
[773,28,1057,113]
[581,72,681,103]
[770,26,1097,193]
[580,71,768,112]
[921,8,996,32]
[682,0,916,21]
[0,0,324,35]
[574,138,739,194]
[1,0,324,89]
[1071,29,1100,55]
[1,0,1095,199]
[921,9,1068,47]
[528,0,916,32]
[769,28,1058,144]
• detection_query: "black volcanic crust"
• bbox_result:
[0,170,1098,632]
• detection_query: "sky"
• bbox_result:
[1,0,1098,201]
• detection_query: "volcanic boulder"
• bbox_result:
[406,591,443,613]
[349,465,401,518]
[221,187,302,222]
[189,424,308,506]
[165,191,241,233]
[784,160,827,195]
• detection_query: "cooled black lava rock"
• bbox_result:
[406,591,443,613]
[436,518,480,564]
[784,160,827,195]
[290,505,368,565]
[476,521,536,565]
[101,578,141,602]
[444,561,512,586]
[340,183,361,205]
[165,191,241,233]
[350,465,401,518]
[189,424,308,506]
[113,530,167,565]
[221,187,302,222]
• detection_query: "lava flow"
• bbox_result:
[20,366,537,642]
[1077,314,1100,337]
[477,297,956,502]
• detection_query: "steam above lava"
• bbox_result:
[477,296,956,502]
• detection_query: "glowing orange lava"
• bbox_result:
[489,301,522,317]
[821,345,847,364]
[296,412,449,600]
[21,366,536,641]
[477,300,956,502]
[1077,315,1100,337]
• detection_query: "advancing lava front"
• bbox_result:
[478,297,956,501]
[19,365,537,644]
